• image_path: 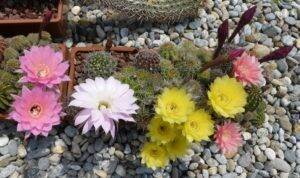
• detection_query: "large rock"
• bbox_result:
[271,158,291,173]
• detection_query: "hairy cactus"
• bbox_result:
[159,42,178,61]
[0,82,16,111]
[114,66,163,130]
[27,31,52,46]
[245,86,263,112]
[0,69,18,84]
[3,47,19,61]
[134,49,161,72]
[103,0,203,23]
[159,59,180,80]
[83,52,118,79]
[9,35,31,52]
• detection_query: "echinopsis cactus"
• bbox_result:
[103,0,203,23]
[83,52,118,80]
[134,49,161,72]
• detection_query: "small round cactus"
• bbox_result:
[134,49,161,72]
[9,35,31,52]
[3,47,19,61]
[245,86,263,112]
[83,52,118,79]
[159,42,178,61]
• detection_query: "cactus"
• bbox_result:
[9,35,31,52]
[134,49,161,72]
[3,47,19,61]
[245,86,263,112]
[0,82,16,111]
[103,0,203,23]
[114,66,164,130]
[83,52,118,79]
[27,31,52,46]
[159,42,178,61]
[0,69,18,84]
[4,59,20,72]
[0,38,6,62]
[252,101,266,126]
[159,59,180,80]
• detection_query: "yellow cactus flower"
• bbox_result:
[182,109,214,142]
[208,75,248,118]
[166,134,189,160]
[141,142,169,170]
[147,116,177,144]
[156,88,195,124]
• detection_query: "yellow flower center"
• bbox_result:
[150,149,160,158]
[37,65,50,78]
[98,101,110,110]
[29,104,42,118]
[189,121,198,130]
[217,93,230,104]
[159,125,167,134]
[166,102,178,114]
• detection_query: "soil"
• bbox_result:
[0,0,59,20]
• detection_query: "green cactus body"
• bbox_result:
[83,52,118,79]
[103,0,203,23]
[250,101,266,126]
[159,42,178,61]
[3,47,19,61]
[0,82,16,111]
[245,86,263,112]
[114,66,163,130]
[159,59,180,80]
[9,35,31,52]
[27,31,52,46]
[5,59,20,72]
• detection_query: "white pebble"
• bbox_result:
[0,135,9,147]
[242,132,252,141]
[265,148,276,160]
[71,6,81,15]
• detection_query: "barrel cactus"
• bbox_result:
[103,0,204,23]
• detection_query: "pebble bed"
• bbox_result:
[0,0,300,177]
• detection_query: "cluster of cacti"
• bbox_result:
[158,43,178,61]
[114,66,164,130]
[134,49,161,72]
[103,0,203,23]
[83,52,118,80]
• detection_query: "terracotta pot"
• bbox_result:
[67,45,138,97]
[0,43,70,120]
[0,0,65,37]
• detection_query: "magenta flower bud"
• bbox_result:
[214,20,229,58]
[228,48,245,60]
[228,6,257,42]
[218,19,229,45]
[260,46,293,63]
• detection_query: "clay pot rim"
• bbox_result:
[0,0,63,24]
[0,43,69,120]
[67,45,138,97]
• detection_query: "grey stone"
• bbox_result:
[115,165,126,177]
[276,59,289,73]
[222,173,237,178]
[282,35,295,46]
[285,16,296,25]
[183,32,194,40]
[120,28,129,38]
[278,116,292,132]
[0,165,17,177]
[206,158,218,167]
[175,24,185,33]
[194,38,208,47]
[27,148,50,159]
[64,126,78,138]
[96,25,106,40]
[237,153,251,167]
[38,157,50,170]
[136,167,153,174]
[215,154,227,165]
[266,13,276,21]
[284,150,296,163]
[271,158,291,172]
[3,140,18,156]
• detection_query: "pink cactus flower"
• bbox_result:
[233,52,264,86]
[19,46,69,88]
[69,77,139,138]
[214,122,243,155]
[9,86,62,137]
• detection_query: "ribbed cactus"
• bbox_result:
[245,86,263,112]
[103,0,203,23]
[0,82,16,111]
[3,47,19,61]
[134,49,161,72]
[9,35,31,52]
[83,52,118,80]
[0,38,6,62]
[27,31,52,46]
[249,101,266,126]
[159,42,178,61]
